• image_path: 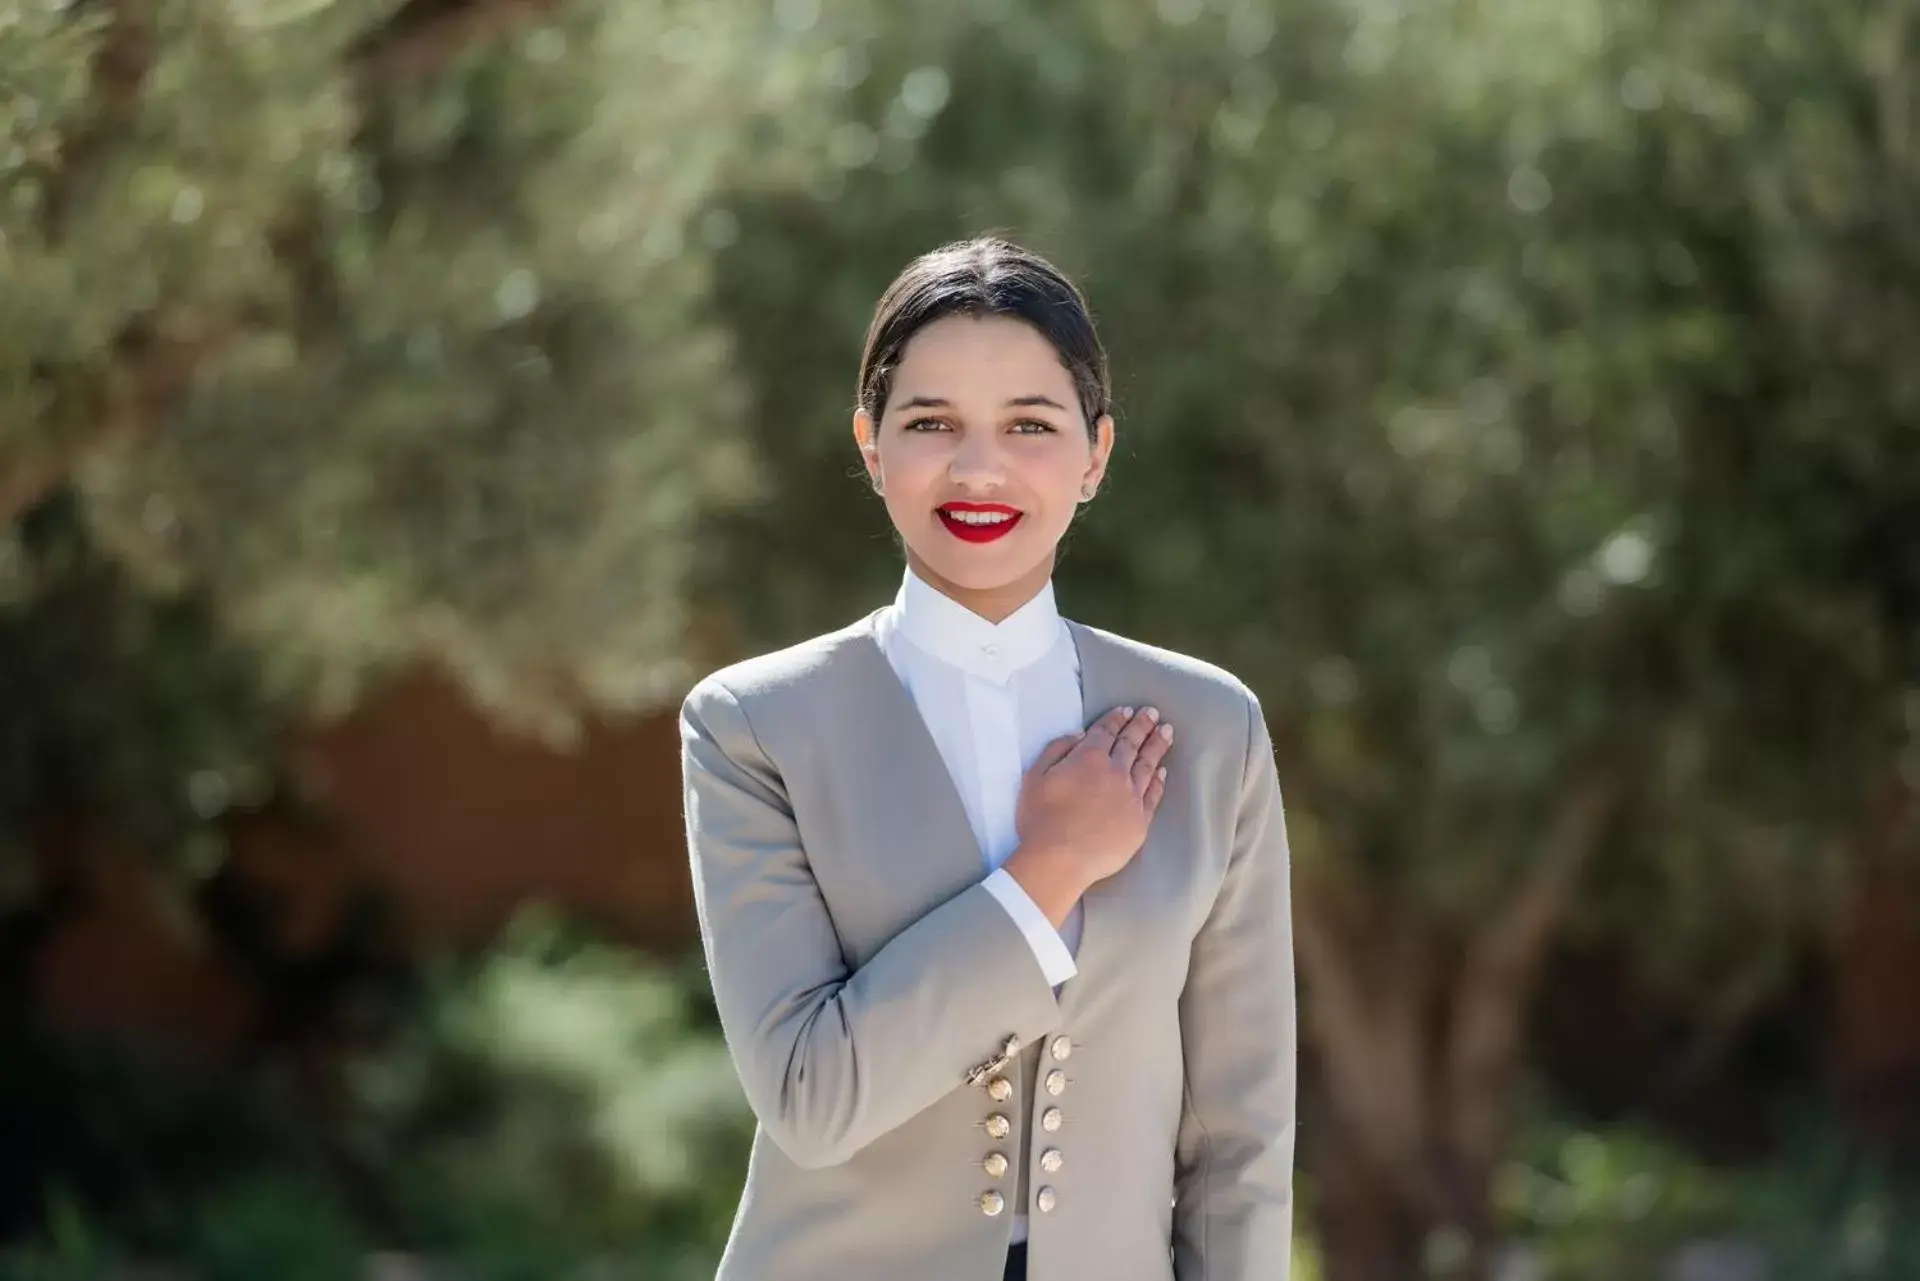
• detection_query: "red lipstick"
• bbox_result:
[937,501,1023,544]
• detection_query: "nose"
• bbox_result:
[947,432,1006,491]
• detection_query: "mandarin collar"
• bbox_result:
[889,567,1068,684]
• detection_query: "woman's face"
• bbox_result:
[854,314,1114,621]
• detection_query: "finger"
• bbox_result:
[1077,705,1134,753]
[1030,733,1081,775]
[1144,767,1167,815]
[1131,721,1172,794]
[1109,706,1160,768]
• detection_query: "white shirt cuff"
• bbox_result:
[982,867,1078,986]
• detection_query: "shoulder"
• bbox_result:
[682,610,882,729]
[1069,620,1261,733]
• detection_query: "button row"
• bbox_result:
[979,1187,1061,1216]
[977,1034,1073,1217]
[983,1108,1061,1136]
[980,1147,1062,1180]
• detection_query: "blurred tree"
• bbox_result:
[0,0,792,1251]
[1,0,783,735]
[691,0,1918,1277]
[2,0,1912,1274]
[0,0,809,914]
[1556,0,1920,1156]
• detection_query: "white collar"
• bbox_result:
[889,567,1067,683]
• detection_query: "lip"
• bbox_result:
[937,501,1023,544]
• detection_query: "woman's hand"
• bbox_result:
[1003,706,1174,925]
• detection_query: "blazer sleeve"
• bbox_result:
[680,676,1063,1171]
[1172,691,1298,1280]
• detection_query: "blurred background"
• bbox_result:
[2,0,1916,1278]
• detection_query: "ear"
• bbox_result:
[852,409,882,487]
[1081,413,1116,499]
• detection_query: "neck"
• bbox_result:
[905,550,1055,624]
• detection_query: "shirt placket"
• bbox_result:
[964,670,1021,869]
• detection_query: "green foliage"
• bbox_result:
[349,910,751,1274]
[0,918,748,1276]
[1732,1119,1920,1281]
[187,1176,368,1281]
[693,0,1918,948]
[0,0,108,452]
[1,0,802,733]
[0,1006,331,1250]
[0,1186,125,1281]
[1501,1111,1737,1276]
[0,492,278,898]
[1501,1105,1920,1281]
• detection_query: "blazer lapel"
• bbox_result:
[1059,618,1125,1003]
[837,612,995,930]
[836,610,1130,994]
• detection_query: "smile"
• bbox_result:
[938,502,1023,544]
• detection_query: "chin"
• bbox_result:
[914,542,1052,595]
[927,562,1022,592]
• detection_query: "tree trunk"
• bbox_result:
[1295,777,1617,1281]
[1301,948,1501,1281]
[1312,1127,1435,1281]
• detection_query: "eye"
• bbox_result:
[903,417,951,433]
[1011,419,1058,435]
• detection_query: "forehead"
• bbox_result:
[887,314,1078,407]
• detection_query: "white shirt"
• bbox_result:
[875,568,1087,1246]
[874,568,1086,986]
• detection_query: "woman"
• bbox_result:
[680,237,1295,1281]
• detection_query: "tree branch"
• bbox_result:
[347,0,569,91]
[1294,871,1449,1218]
[1441,769,1618,1194]
[41,0,154,241]
[1474,769,1619,985]
[0,455,77,530]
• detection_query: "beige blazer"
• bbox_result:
[679,607,1296,1281]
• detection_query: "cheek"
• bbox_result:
[878,438,947,496]
[876,442,950,534]
[1026,448,1092,506]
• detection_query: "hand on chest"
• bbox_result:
[787,617,1232,995]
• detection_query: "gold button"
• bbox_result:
[1040,1148,1063,1173]
[984,1152,1009,1179]
[1041,1108,1062,1133]
[1050,1035,1072,1061]
[980,1191,1005,1217]
[987,1076,1012,1102]
[1045,1070,1067,1096]
[985,1114,1011,1140]
[1036,1186,1057,1214]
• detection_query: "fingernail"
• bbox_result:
[1159,723,1174,741]
[1144,707,1160,723]
[1157,766,1168,780]
[1120,706,1133,718]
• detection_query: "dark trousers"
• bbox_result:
[1003,1242,1027,1281]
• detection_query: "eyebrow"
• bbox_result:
[892,394,1071,413]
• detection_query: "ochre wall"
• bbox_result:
[33,665,698,1059]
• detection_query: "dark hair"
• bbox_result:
[856,236,1111,438]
